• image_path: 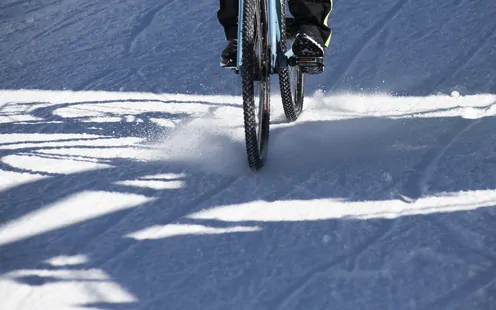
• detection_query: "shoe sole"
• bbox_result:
[220,58,236,68]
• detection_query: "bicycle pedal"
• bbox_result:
[295,57,324,66]
[221,64,239,73]
[286,56,324,74]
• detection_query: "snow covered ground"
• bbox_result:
[1,0,496,309]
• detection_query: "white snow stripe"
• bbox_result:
[187,190,496,222]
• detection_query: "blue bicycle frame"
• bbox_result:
[236,0,292,73]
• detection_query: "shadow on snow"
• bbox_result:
[1,103,496,309]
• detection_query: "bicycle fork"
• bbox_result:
[232,0,323,73]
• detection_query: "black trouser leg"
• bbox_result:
[217,0,332,46]
[288,0,333,47]
[218,0,239,40]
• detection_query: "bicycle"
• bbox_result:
[223,0,324,171]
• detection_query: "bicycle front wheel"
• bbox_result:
[278,0,304,122]
[241,0,271,171]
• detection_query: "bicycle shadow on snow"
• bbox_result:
[1,108,496,309]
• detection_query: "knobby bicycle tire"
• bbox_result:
[241,0,271,170]
[278,0,304,122]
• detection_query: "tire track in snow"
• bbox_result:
[423,23,496,94]
[24,0,63,15]
[331,0,410,87]
[0,0,62,12]
[397,117,482,202]
[0,0,27,11]
[277,171,327,200]
[77,69,115,91]
[272,220,395,310]
[29,2,99,43]
[344,220,399,276]
[421,215,496,309]
[126,5,166,55]
[423,262,496,310]
[429,213,496,263]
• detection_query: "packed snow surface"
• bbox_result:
[1,0,496,309]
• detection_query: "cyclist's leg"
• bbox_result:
[218,0,239,66]
[288,0,332,49]
[218,0,239,40]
